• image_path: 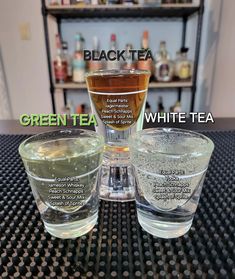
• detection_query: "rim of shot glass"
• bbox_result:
[85,69,151,78]
[129,128,214,157]
[19,129,105,161]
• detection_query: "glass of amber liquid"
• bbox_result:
[86,70,150,201]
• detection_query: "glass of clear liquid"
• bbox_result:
[19,129,104,239]
[86,70,150,202]
[129,128,214,238]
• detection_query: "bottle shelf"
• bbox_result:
[54,80,193,90]
[46,4,200,19]
[42,0,204,112]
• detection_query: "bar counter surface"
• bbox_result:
[1,118,235,278]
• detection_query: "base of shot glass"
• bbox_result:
[137,209,193,239]
[99,153,135,202]
[99,166,135,202]
[44,213,98,239]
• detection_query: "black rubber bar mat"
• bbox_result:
[0,132,234,279]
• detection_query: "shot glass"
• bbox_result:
[86,69,150,202]
[129,128,214,238]
[19,129,104,239]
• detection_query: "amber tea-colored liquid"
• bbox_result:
[86,72,150,131]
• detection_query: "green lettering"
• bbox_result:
[89,115,97,126]
[31,114,40,126]
[71,114,78,126]
[80,114,88,126]
[40,114,49,126]
[20,114,30,126]
[49,114,57,126]
[57,114,67,126]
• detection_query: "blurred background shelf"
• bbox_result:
[42,0,204,113]
[46,4,200,19]
[54,80,193,90]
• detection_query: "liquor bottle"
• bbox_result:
[62,42,72,81]
[170,100,182,112]
[122,0,135,5]
[137,30,153,74]
[162,0,176,4]
[63,99,74,115]
[154,42,174,82]
[76,103,89,114]
[50,0,62,5]
[53,34,68,83]
[88,36,103,72]
[99,0,107,4]
[144,0,161,4]
[122,44,136,70]
[71,0,86,6]
[62,0,71,5]
[173,101,181,112]
[155,41,170,63]
[106,34,120,70]
[145,101,151,113]
[70,0,86,5]
[174,50,181,78]
[106,0,122,4]
[73,33,86,83]
[177,0,192,3]
[157,96,165,113]
[175,47,193,80]
[68,100,75,114]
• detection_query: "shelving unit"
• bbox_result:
[46,4,200,18]
[41,0,204,113]
[55,80,193,90]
